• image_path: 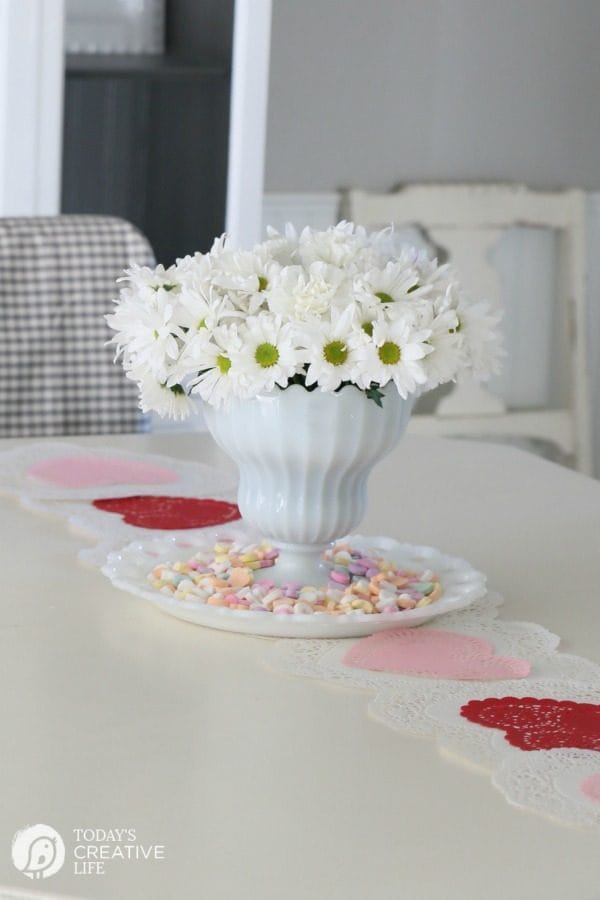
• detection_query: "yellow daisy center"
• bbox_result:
[323,340,348,366]
[255,342,279,368]
[217,354,231,374]
[378,341,401,365]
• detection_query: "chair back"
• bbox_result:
[345,184,592,472]
[0,215,154,437]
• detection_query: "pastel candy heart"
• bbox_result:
[460,697,600,751]
[93,496,241,530]
[580,773,600,804]
[27,456,178,488]
[342,629,530,680]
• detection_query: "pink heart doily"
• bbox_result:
[343,628,531,680]
[27,456,178,489]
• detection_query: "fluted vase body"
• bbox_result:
[203,385,413,583]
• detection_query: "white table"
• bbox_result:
[1,433,599,900]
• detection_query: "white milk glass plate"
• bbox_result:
[102,532,487,638]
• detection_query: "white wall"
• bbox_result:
[266,0,600,192]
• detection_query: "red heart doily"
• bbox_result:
[93,496,241,530]
[460,697,600,751]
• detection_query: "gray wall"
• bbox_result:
[265,0,600,192]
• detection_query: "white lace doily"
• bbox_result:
[267,593,600,829]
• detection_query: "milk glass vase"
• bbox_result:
[203,384,414,585]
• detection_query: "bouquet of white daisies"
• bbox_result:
[107,221,502,419]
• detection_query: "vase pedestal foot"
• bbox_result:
[270,542,329,587]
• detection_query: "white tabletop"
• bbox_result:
[1,433,599,900]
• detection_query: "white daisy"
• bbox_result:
[172,251,216,299]
[234,313,303,394]
[189,323,246,409]
[176,288,237,334]
[356,314,433,398]
[419,305,464,389]
[355,257,426,317]
[127,368,196,420]
[118,262,181,299]
[458,296,504,380]
[210,245,280,314]
[298,221,376,271]
[164,327,213,388]
[298,304,364,392]
[259,224,299,266]
[106,292,183,381]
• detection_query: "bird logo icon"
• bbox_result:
[23,835,57,878]
[11,824,65,880]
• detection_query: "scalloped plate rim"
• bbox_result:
[101,532,488,638]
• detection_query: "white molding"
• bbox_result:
[36,0,65,213]
[586,192,600,478]
[0,0,64,215]
[0,2,7,208]
[225,0,272,248]
[262,191,340,234]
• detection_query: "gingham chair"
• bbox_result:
[0,215,154,437]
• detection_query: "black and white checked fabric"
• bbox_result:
[0,215,154,437]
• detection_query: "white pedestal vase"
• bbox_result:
[202,384,414,585]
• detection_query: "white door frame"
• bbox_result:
[225,0,272,248]
[0,0,65,216]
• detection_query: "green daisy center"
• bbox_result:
[170,383,185,396]
[362,321,374,337]
[323,340,348,366]
[449,317,462,335]
[153,329,159,339]
[378,341,401,365]
[257,275,269,292]
[375,291,394,304]
[197,317,207,329]
[217,354,231,374]
[255,342,279,368]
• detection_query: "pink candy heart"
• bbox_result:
[343,629,531,680]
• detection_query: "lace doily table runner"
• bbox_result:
[268,593,600,829]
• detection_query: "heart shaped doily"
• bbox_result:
[343,628,530,680]
[93,496,241,530]
[460,697,600,750]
